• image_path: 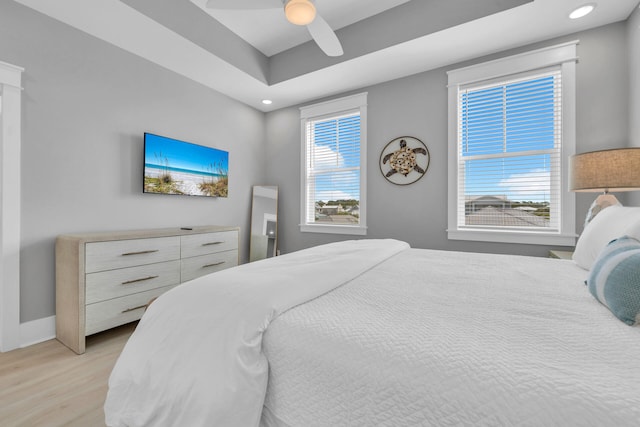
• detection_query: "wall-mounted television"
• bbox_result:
[143,132,229,198]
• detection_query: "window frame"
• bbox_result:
[446,41,578,246]
[299,92,368,235]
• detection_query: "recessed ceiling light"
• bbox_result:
[569,3,596,19]
[262,99,273,105]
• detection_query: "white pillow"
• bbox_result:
[624,217,640,239]
[572,205,640,270]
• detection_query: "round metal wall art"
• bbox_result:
[379,136,430,185]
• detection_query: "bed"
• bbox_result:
[105,210,640,427]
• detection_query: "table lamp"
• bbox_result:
[569,147,640,226]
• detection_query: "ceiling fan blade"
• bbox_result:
[206,0,282,10]
[306,14,343,57]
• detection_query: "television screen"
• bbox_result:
[143,133,229,198]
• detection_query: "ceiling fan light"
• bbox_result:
[285,0,316,26]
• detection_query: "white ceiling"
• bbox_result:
[12,0,640,112]
[193,0,414,56]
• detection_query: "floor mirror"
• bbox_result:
[249,185,278,262]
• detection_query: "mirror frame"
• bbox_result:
[249,185,278,262]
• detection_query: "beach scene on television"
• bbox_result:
[144,133,229,198]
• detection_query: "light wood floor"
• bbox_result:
[0,322,136,427]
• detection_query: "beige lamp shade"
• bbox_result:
[569,148,640,192]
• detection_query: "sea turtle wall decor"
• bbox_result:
[379,136,430,185]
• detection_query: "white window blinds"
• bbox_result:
[304,112,361,226]
[457,69,562,231]
[299,92,367,235]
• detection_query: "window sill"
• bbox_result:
[447,229,576,246]
[300,224,367,236]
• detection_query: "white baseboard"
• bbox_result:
[20,315,56,348]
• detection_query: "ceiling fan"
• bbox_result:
[205,0,344,57]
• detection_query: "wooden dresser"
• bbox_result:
[56,225,240,354]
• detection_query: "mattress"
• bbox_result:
[105,241,640,426]
[261,248,640,426]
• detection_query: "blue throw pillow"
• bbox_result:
[587,236,640,325]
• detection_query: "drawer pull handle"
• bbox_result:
[202,261,225,269]
[121,249,159,256]
[121,305,147,313]
[202,241,224,247]
[121,275,159,285]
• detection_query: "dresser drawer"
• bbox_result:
[181,231,238,259]
[56,226,239,354]
[85,236,180,273]
[85,285,176,335]
[85,260,180,305]
[181,250,239,282]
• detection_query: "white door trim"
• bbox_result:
[0,60,24,352]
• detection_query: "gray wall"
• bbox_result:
[265,23,631,257]
[628,6,640,206]
[3,1,637,324]
[0,2,266,323]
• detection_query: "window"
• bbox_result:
[447,42,577,245]
[300,93,367,235]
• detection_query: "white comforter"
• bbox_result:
[261,248,640,426]
[104,239,410,427]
